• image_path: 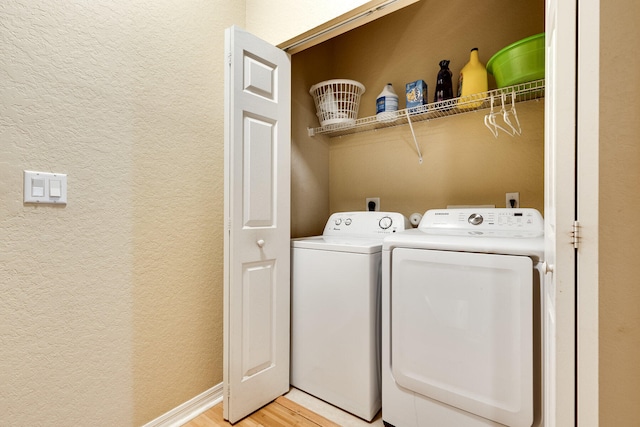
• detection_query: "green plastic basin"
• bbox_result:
[487,33,545,88]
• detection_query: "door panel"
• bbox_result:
[544,0,577,425]
[224,25,291,424]
[243,54,277,99]
[391,248,534,427]
[243,115,275,226]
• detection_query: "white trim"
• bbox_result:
[277,0,419,54]
[544,0,578,424]
[576,0,599,424]
[141,383,223,427]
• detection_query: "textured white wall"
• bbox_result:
[0,0,244,425]
[1,1,136,424]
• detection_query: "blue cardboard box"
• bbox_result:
[406,80,428,111]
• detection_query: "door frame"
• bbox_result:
[221,1,597,424]
[576,0,600,424]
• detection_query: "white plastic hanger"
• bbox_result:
[484,94,499,137]
[485,93,514,137]
[503,91,522,136]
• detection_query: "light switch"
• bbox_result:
[49,180,61,197]
[24,170,67,205]
[32,178,45,197]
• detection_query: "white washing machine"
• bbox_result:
[291,211,410,421]
[382,208,545,427]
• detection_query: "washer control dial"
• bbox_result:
[344,218,352,226]
[379,216,393,229]
[468,213,483,225]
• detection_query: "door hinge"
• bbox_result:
[227,52,232,66]
[571,220,580,249]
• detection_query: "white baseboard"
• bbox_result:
[142,382,223,427]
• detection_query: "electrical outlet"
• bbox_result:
[506,192,520,208]
[366,197,380,211]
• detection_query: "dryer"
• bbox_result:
[291,211,409,421]
[381,208,545,427]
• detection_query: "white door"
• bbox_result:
[223,25,291,423]
[544,0,577,425]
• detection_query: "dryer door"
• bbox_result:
[391,248,533,427]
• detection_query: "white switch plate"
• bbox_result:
[24,170,67,205]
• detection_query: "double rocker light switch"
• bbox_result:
[24,170,67,205]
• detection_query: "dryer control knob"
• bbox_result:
[379,216,393,229]
[468,213,484,225]
[334,218,342,226]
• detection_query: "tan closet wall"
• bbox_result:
[291,0,544,236]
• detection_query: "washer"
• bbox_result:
[291,211,410,421]
[382,208,545,427]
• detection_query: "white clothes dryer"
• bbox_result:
[291,211,410,421]
[382,208,545,427]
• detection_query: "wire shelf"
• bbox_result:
[307,79,545,137]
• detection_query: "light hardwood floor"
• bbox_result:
[182,396,341,427]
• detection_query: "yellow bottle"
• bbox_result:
[457,48,488,109]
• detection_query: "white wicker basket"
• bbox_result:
[309,79,365,127]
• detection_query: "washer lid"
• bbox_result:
[291,236,382,254]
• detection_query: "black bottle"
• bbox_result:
[434,60,454,103]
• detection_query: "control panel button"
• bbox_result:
[344,218,352,226]
[468,213,483,225]
[334,218,342,226]
[379,216,393,229]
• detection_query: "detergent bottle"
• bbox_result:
[434,60,453,103]
[376,83,398,121]
[457,48,488,109]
